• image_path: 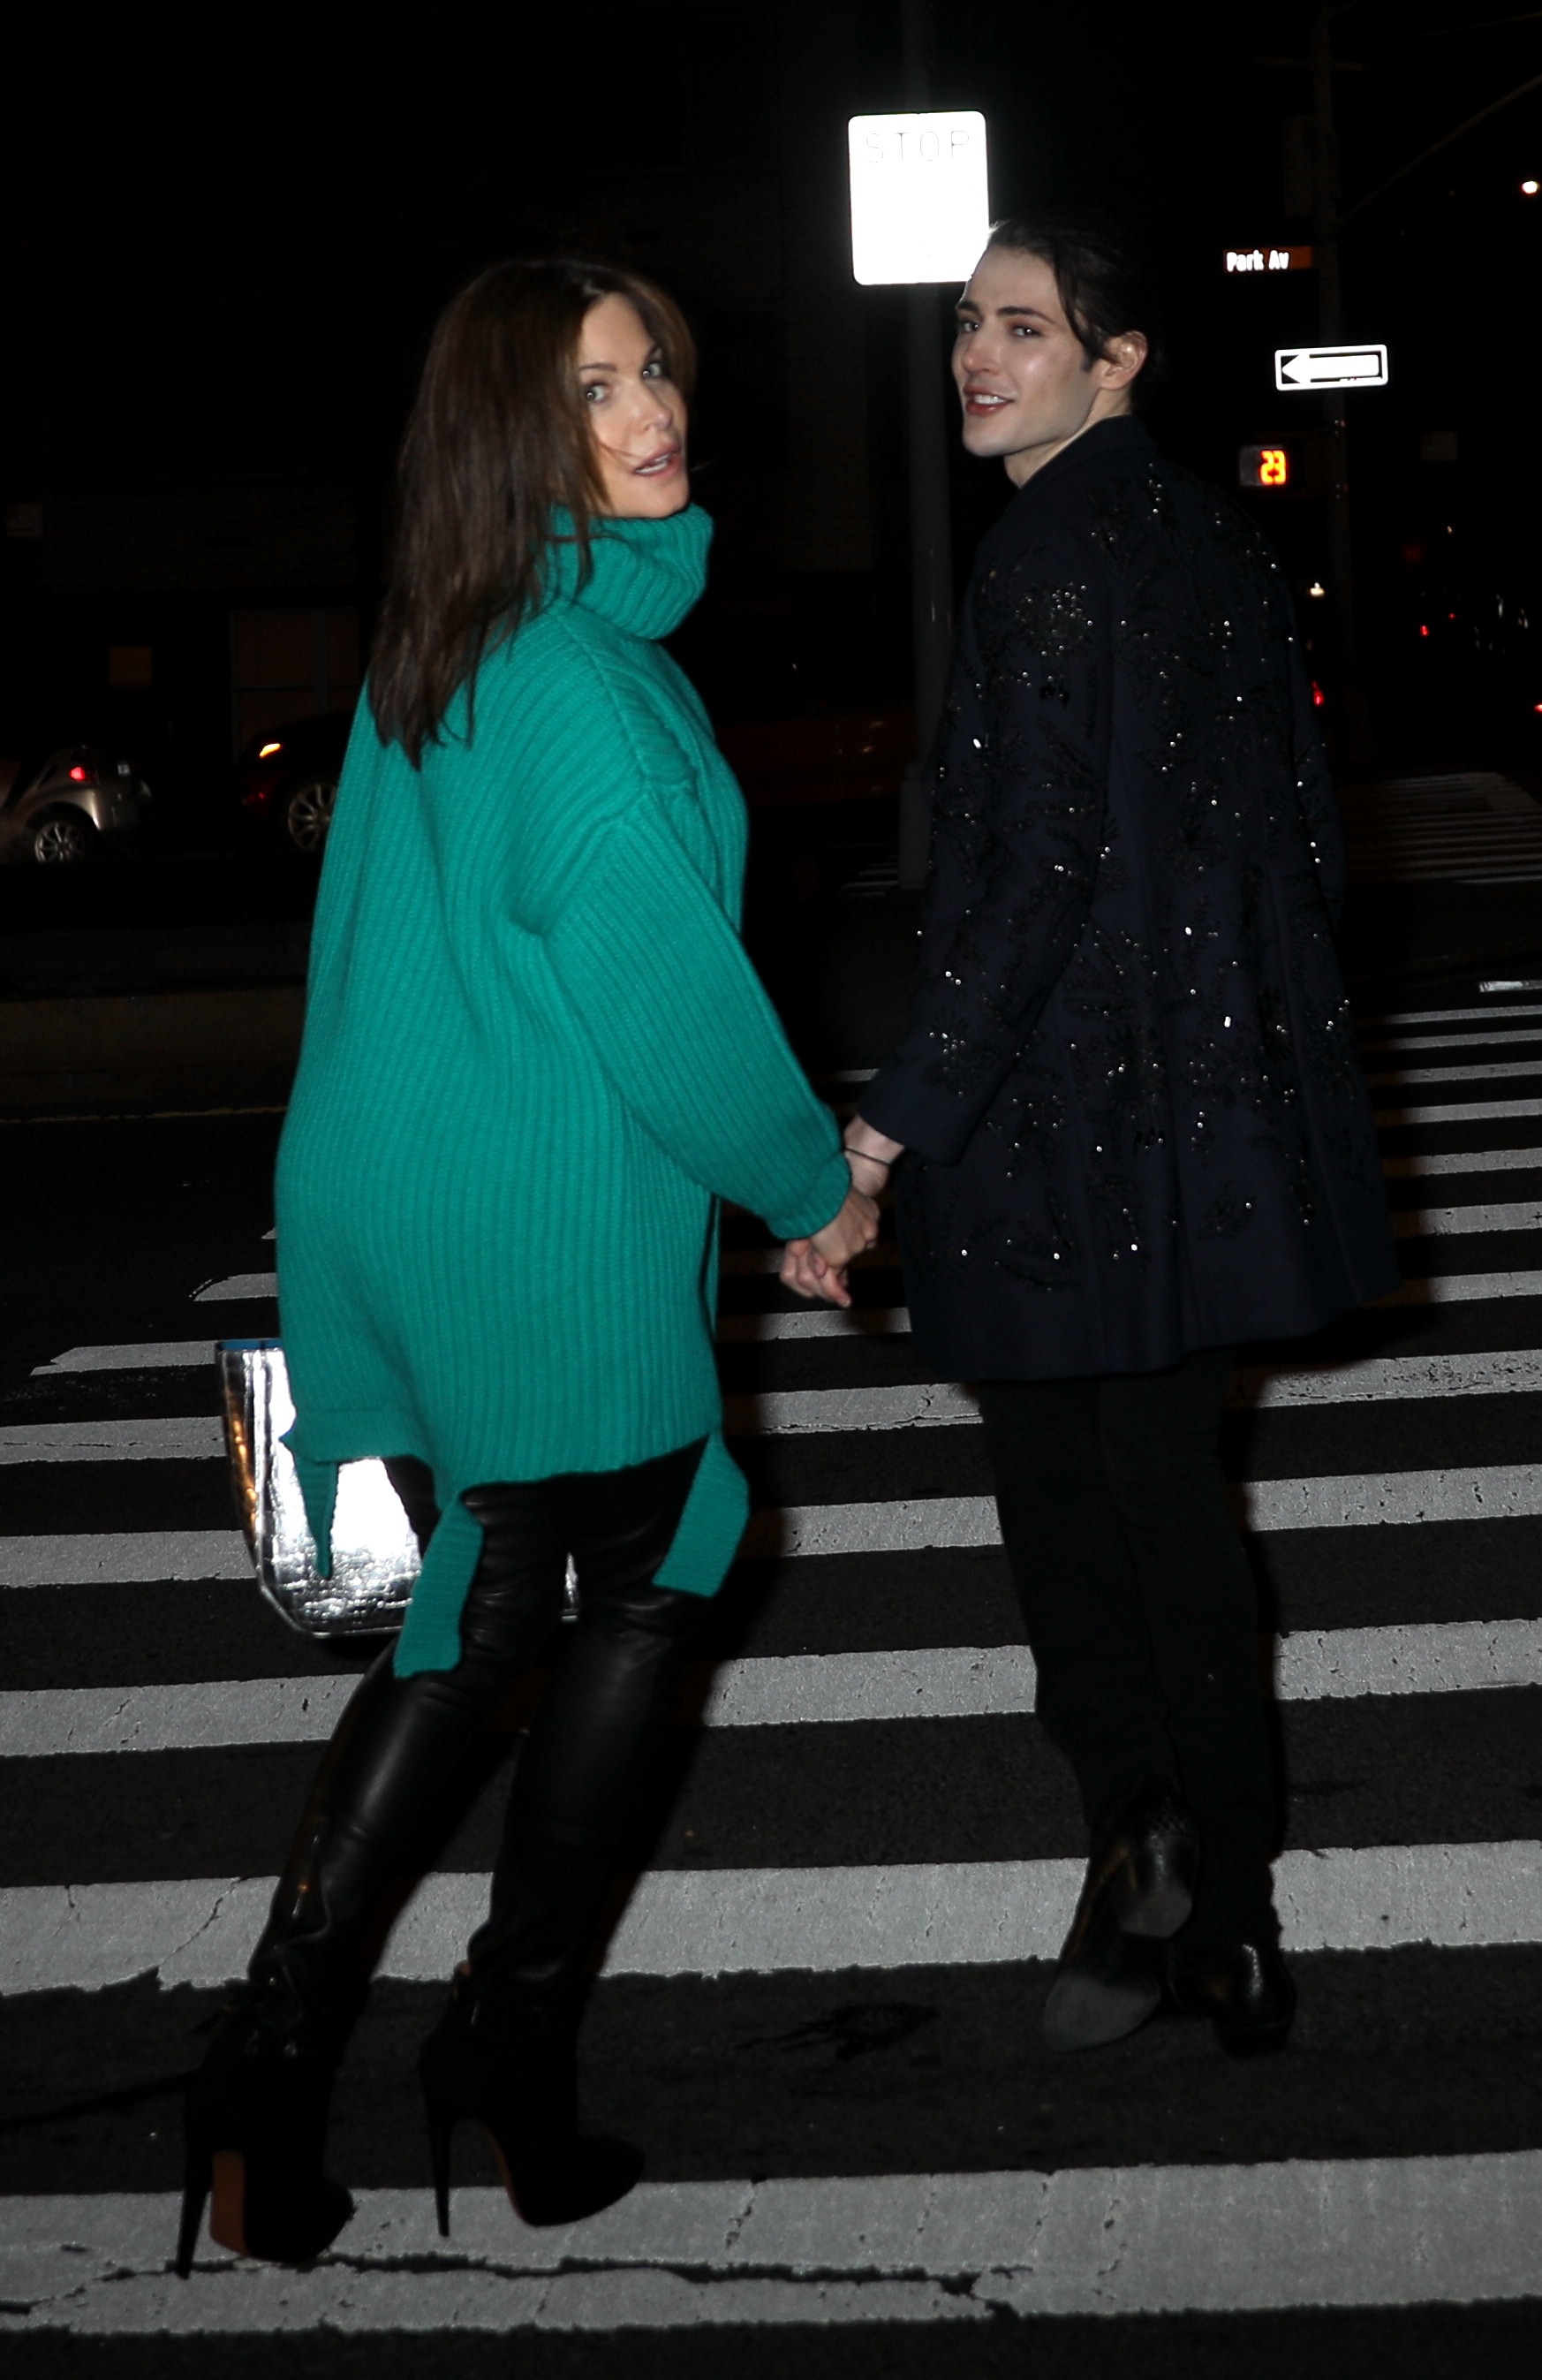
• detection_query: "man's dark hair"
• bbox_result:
[985,219,1165,397]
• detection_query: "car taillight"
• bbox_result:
[68,765,89,781]
[1311,683,1326,709]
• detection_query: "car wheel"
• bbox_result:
[283,777,337,853]
[30,810,96,864]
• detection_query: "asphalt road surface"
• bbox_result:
[3,961,1542,2369]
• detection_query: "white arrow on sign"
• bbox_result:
[1275,343,1389,391]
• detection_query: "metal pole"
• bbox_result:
[1310,5,1368,763]
[896,0,956,890]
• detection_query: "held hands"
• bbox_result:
[780,1186,881,1307]
[780,1116,906,1307]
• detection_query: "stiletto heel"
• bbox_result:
[174,2149,210,2278]
[418,1976,640,2232]
[427,2104,454,2238]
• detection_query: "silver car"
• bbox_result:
[0,746,152,863]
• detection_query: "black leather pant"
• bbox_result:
[250,1438,707,2028]
[977,1353,1277,1938]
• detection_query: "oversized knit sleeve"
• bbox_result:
[545,794,850,1239]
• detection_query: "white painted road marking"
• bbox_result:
[4,2153,1540,2328]
[0,1417,223,1465]
[717,1307,911,1340]
[192,1273,276,1301]
[0,1533,250,1588]
[2,1621,1537,1757]
[739,1467,1542,1557]
[1366,1002,1542,1027]
[1374,1099,1542,1125]
[1389,1200,1542,1234]
[1372,1269,1542,1303]
[1364,1058,1542,1087]
[19,1340,1542,1455]
[1381,1147,1542,1177]
[4,1841,1538,1996]
[31,1341,215,1376]
[9,1458,1542,1590]
[1362,1025,1542,1052]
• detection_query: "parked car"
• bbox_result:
[232,710,353,853]
[0,746,153,864]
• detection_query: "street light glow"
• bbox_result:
[848,112,990,284]
[1522,179,1539,197]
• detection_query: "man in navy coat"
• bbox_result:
[795,222,1397,2055]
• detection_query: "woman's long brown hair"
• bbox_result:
[370,258,697,765]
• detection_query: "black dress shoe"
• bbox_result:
[1165,1936,1296,2056]
[1043,1777,1200,2052]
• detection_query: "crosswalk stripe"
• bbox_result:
[1374,1100,1542,1125]
[0,1418,224,1465]
[725,1351,1542,1431]
[717,1307,911,1338]
[4,1840,1538,1996]
[5,2154,1540,2327]
[1372,1269,1542,1302]
[1368,1003,1542,1027]
[192,1272,276,1301]
[4,1619,1538,1756]
[1364,1058,1542,1086]
[30,1341,216,1376]
[34,1344,1536,1455]
[7,1453,1542,1590]
[0,1532,249,1587]
[1363,1026,1542,1050]
[1383,1148,1542,1176]
[738,1466,1542,1557]
[1388,1201,1542,1232]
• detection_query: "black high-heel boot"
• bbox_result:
[175,1641,501,2277]
[176,1976,354,2275]
[419,1971,641,2232]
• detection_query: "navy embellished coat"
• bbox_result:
[860,417,1397,1380]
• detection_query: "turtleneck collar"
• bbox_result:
[543,504,712,641]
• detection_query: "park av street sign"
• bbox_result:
[1274,343,1389,392]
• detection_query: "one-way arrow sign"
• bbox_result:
[1275,343,1389,391]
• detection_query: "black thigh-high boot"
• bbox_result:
[419,1444,707,2232]
[177,1465,567,2275]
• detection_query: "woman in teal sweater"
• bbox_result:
[178,258,877,2275]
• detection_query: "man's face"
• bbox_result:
[952,246,1140,486]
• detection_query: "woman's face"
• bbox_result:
[578,293,689,518]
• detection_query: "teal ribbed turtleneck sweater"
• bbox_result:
[275,506,849,1674]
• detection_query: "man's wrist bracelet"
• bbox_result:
[843,1146,892,1170]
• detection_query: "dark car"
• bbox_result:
[0,745,153,864]
[233,710,353,853]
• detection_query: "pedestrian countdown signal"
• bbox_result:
[1239,445,1291,490]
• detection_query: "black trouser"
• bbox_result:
[252,1440,707,2020]
[976,1352,1276,1938]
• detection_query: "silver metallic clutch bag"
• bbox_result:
[219,1339,418,1638]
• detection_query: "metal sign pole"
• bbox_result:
[898,0,953,890]
[847,31,987,891]
[899,285,954,888]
